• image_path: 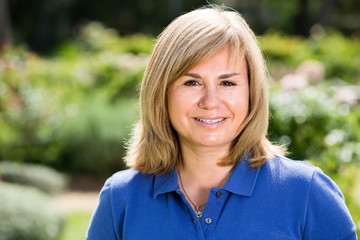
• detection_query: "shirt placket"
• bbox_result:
[199,188,229,240]
[176,189,206,240]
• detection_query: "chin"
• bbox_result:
[196,138,230,148]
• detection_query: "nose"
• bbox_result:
[198,86,220,110]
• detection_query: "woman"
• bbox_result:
[86,5,357,240]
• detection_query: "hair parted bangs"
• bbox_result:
[124,5,286,175]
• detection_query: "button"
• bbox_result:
[216,191,223,198]
[205,217,212,224]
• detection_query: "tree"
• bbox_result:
[0,0,12,48]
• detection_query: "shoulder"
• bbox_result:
[262,155,356,238]
[87,169,154,239]
[263,155,344,196]
[266,154,317,170]
[258,155,343,203]
[262,155,320,183]
[104,169,155,198]
[87,169,153,240]
[108,168,153,187]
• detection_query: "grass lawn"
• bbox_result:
[59,211,92,240]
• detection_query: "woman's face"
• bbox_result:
[167,46,249,151]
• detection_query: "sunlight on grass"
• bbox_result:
[60,211,92,240]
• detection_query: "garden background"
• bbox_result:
[0,0,360,239]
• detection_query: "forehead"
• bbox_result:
[186,45,247,74]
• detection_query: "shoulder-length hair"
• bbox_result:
[125,5,286,175]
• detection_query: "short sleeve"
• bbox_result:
[86,177,119,240]
[303,168,357,239]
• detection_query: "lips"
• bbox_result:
[194,118,225,124]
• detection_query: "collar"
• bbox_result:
[153,167,179,198]
[221,157,260,196]
[153,157,261,198]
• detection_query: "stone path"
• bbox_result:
[52,175,103,213]
[53,191,99,213]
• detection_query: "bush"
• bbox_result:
[0,23,149,175]
[0,161,68,194]
[73,22,155,54]
[269,83,360,172]
[260,30,360,84]
[0,182,64,240]
[58,97,139,175]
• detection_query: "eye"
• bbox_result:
[221,81,236,87]
[184,80,200,86]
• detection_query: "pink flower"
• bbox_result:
[334,87,359,105]
[279,73,308,90]
[295,59,325,83]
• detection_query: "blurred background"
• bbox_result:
[0,0,359,239]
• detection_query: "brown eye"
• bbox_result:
[184,80,200,86]
[221,81,236,86]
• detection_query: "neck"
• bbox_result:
[178,141,234,189]
[177,142,235,216]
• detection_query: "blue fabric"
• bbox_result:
[86,155,357,239]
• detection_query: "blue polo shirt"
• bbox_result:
[86,155,357,239]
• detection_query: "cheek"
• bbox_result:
[167,90,200,133]
[227,94,250,127]
[168,90,198,113]
[228,90,249,110]
[167,90,187,126]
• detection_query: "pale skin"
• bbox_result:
[167,45,249,213]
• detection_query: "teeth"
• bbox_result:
[196,118,224,123]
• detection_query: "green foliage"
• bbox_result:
[0,182,64,240]
[0,161,68,194]
[59,212,92,240]
[262,0,304,33]
[0,23,150,175]
[259,30,360,84]
[0,47,69,165]
[269,83,360,173]
[259,33,311,66]
[58,97,139,175]
[74,22,155,54]
[309,30,360,84]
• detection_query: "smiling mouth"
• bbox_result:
[194,118,225,124]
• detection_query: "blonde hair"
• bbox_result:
[125,5,286,175]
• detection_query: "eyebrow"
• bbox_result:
[185,73,240,79]
[218,73,240,79]
[184,73,201,78]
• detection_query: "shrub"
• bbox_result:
[0,25,148,175]
[58,97,139,175]
[260,30,360,84]
[269,83,360,172]
[0,161,68,194]
[0,182,64,240]
[71,22,154,54]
